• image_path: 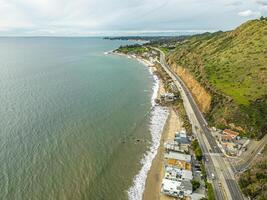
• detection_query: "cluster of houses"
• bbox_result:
[161,129,194,199]
[216,129,249,156]
[142,50,158,64]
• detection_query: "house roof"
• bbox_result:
[161,179,192,193]
[223,129,239,137]
[165,166,193,180]
[165,152,191,163]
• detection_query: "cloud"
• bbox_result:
[224,0,242,6]
[253,0,267,6]
[238,9,261,17]
[0,0,263,35]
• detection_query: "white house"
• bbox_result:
[161,179,192,198]
[165,166,193,181]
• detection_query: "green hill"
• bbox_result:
[166,18,267,138]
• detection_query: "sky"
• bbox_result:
[0,0,266,36]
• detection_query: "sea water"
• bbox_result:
[0,37,168,200]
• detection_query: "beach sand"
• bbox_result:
[143,89,183,200]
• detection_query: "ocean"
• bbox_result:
[0,37,168,200]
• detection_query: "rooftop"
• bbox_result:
[223,129,239,137]
[165,151,191,163]
[166,159,192,170]
[165,166,193,181]
[161,179,192,197]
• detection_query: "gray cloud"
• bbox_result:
[0,0,264,36]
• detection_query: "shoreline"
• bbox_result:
[111,51,183,200]
[143,108,183,200]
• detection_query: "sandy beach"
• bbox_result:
[143,80,184,200]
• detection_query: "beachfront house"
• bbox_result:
[161,178,193,198]
[165,158,192,171]
[165,166,193,181]
[165,151,191,163]
[175,131,190,145]
[161,93,175,102]
[164,140,189,153]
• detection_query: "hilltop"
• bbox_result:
[165,18,267,138]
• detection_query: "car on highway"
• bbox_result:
[211,173,215,180]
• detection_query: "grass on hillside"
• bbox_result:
[167,18,267,138]
[239,145,267,199]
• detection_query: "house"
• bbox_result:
[223,129,240,139]
[164,140,189,153]
[165,166,193,181]
[161,93,175,102]
[165,159,192,170]
[175,131,190,145]
[222,143,239,156]
[221,135,234,143]
[165,152,191,163]
[161,179,192,198]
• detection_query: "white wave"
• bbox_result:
[104,51,112,55]
[127,73,169,200]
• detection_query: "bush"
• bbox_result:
[192,139,203,161]
[192,180,201,191]
[206,182,215,200]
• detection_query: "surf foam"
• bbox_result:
[127,72,169,200]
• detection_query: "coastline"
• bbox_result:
[111,51,168,199]
[143,108,183,200]
[111,51,183,200]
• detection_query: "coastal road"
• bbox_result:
[154,47,245,200]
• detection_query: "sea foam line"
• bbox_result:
[127,70,169,200]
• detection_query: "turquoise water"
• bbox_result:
[0,38,155,200]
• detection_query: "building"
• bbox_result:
[165,166,193,181]
[165,158,192,170]
[175,131,190,145]
[165,152,191,163]
[223,129,240,139]
[161,93,175,102]
[161,179,192,198]
[221,135,234,143]
[164,140,189,153]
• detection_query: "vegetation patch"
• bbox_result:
[116,44,147,55]
[192,139,203,161]
[239,145,267,199]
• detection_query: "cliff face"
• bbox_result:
[171,63,211,113]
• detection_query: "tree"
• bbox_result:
[192,180,201,191]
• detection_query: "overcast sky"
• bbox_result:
[0,0,266,36]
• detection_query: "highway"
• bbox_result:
[154,48,245,200]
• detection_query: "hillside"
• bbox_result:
[239,145,267,199]
[166,18,267,138]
